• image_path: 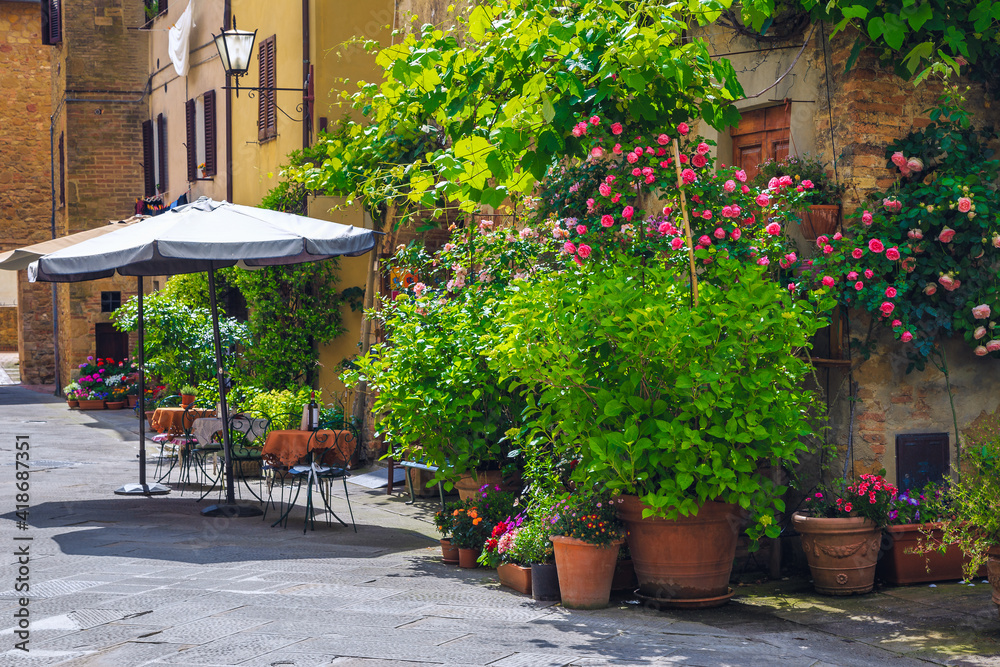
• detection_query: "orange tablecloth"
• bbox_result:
[150,407,216,435]
[261,429,356,468]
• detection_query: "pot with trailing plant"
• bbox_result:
[792,473,897,595]
[434,504,460,564]
[547,494,624,609]
[940,428,1000,621]
[63,382,82,408]
[450,485,517,568]
[479,514,532,595]
[486,115,831,609]
[753,154,845,242]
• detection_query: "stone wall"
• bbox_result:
[0,307,16,351]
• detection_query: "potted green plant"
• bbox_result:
[753,154,845,241]
[547,494,624,609]
[434,504,460,564]
[792,473,897,595]
[179,384,198,408]
[940,429,1000,621]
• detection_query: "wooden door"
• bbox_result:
[731,105,791,182]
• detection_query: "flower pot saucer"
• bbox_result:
[633,587,735,609]
[442,557,459,565]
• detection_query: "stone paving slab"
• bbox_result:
[3,385,1000,666]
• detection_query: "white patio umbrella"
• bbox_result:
[29,197,380,517]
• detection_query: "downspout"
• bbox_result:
[224,0,233,203]
[49,107,61,395]
[302,0,310,150]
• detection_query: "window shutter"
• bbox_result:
[156,113,167,193]
[203,90,216,176]
[257,36,276,142]
[42,0,62,45]
[185,99,197,182]
[142,120,155,197]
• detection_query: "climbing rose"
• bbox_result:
[801,179,814,189]
[938,274,955,290]
[613,143,623,154]
[577,244,592,259]
[656,134,669,145]
[957,197,972,213]
[892,319,902,327]
[735,169,747,182]
[768,177,779,190]
[972,304,992,319]
[755,194,770,207]
[975,346,989,357]
[864,269,874,279]
[626,152,639,164]
[886,247,901,261]
[924,284,937,295]
[576,225,588,235]
[714,227,726,239]
[730,228,742,240]
[880,301,895,316]
[601,214,614,228]
[681,168,697,184]
[975,326,987,340]
[765,222,781,236]
[723,180,736,192]
[622,205,634,221]
[741,184,751,194]
[670,237,684,250]
[891,151,907,167]
[855,281,864,291]
[901,331,913,342]
[907,157,924,172]
[861,211,873,225]
[778,175,793,188]
[599,183,611,197]
[886,287,897,298]
[938,227,956,243]
[987,340,1000,352]
[816,235,829,247]
[563,242,577,254]
[572,122,587,137]
[696,142,710,154]
[692,154,707,168]
[591,147,604,159]
[757,257,770,266]
[822,276,835,287]
[824,245,834,254]
[589,115,600,125]
[852,248,864,259]
[868,239,884,253]
[676,122,689,135]
[833,232,842,240]
[847,271,858,280]
[993,234,1000,248]
[611,122,623,135]
[697,235,711,246]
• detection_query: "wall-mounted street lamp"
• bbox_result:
[213,16,309,103]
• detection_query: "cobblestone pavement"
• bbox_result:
[0,385,998,666]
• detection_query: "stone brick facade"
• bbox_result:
[0,307,16,351]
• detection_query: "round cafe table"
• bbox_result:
[150,407,216,435]
[261,429,356,468]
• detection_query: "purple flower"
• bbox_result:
[888,510,898,520]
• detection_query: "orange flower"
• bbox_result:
[468,509,479,519]
[472,518,482,525]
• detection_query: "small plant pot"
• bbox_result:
[551,535,622,609]
[531,563,560,601]
[181,394,196,408]
[440,538,459,564]
[458,547,481,568]
[67,399,79,408]
[77,399,106,410]
[106,401,126,410]
[127,396,138,408]
[497,563,532,595]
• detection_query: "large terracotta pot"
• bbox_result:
[792,513,881,595]
[440,538,459,564]
[497,563,532,595]
[457,547,480,568]
[550,535,622,609]
[454,470,520,501]
[531,563,560,601]
[618,495,740,606]
[798,204,841,241]
[989,545,1000,622]
[879,523,966,585]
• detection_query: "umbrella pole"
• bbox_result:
[116,276,169,496]
[202,267,262,517]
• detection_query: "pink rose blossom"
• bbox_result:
[681,169,697,184]
[676,122,689,135]
[938,227,956,243]
[986,340,1000,352]
[692,154,707,168]
[785,252,797,263]
[626,152,638,164]
[613,143,623,154]
[938,274,955,290]
[631,168,642,177]
[670,237,684,250]
[907,157,924,172]
[586,198,595,213]
[591,147,604,159]
[847,271,858,280]
[577,244,592,259]
[757,257,770,266]
[741,184,751,194]
[885,286,898,298]
[723,180,736,193]
[755,193,770,207]
[730,228,742,241]
[868,239,884,253]
[696,142,710,155]
[862,211,873,225]
[855,281,864,291]
[768,177,779,190]
[622,205,634,221]
[699,235,712,245]
[735,169,747,183]
[972,304,992,319]
[656,134,669,145]
[599,183,611,197]
[778,175,793,188]
[816,235,829,247]
[563,242,577,254]
[901,331,913,342]
[572,122,587,137]
[824,245,834,254]
[765,222,781,236]
[923,284,937,295]
[714,227,726,240]
[822,276,835,287]
[852,248,864,259]
[891,151,907,167]
[880,301,895,316]
[957,197,972,213]
[601,214,614,228]
[974,326,987,340]
[975,346,989,357]
[801,179,814,189]
[833,232,842,241]
[864,269,874,279]
[645,146,654,155]
[576,225,588,235]
[611,193,621,203]
[885,247,901,261]
[611,122,623,135]
[679,154,688,164]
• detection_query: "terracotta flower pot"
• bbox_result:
[457,547,481,568]
[127,395,138,408]
[497,563,532,595]
[67,399,79,408]
[77,399,106,410]
[550,535,622,609]
[798,204,841,241]
[617,495,740,607]
[989,545,1000,622]
[531,563,560,601]
[454,470,520,501]
[106,401,125,410]
[440,538,459,564]
[181,394,195,408]
[792,512,882,595]
[879,523,968,585]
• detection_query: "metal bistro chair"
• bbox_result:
[190,410,273,504]
[260,411,315,521]
[273,425,359,533]
[150,395,203,491]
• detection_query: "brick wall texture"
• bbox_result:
[0,307,16,351]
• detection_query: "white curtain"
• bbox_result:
[167,2,195,77]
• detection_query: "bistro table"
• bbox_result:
[261,429,357,532]
[150,406,216,435]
